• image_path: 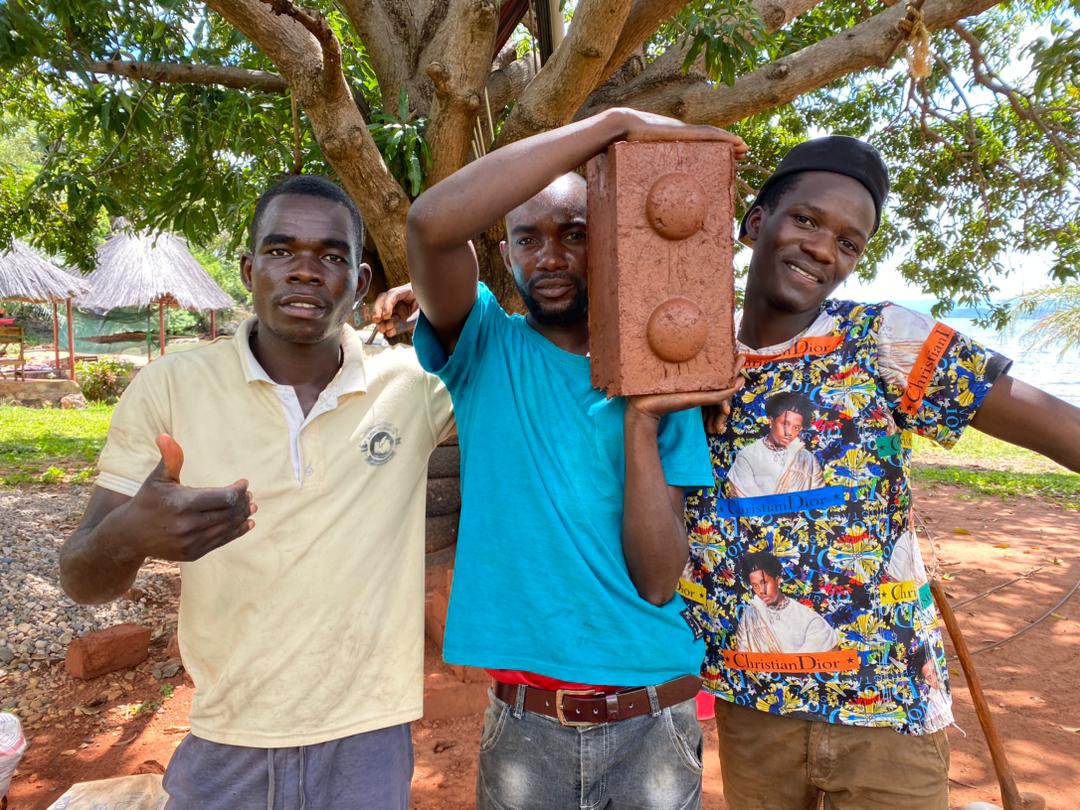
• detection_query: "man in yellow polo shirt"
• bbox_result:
[59,175,453,808]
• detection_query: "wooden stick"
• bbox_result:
[65,298,76,380]
[931,579,1043,810]
[51,301,60,374]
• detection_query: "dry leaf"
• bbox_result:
[952,528,972,536]
[1059,725,1080,734]
[993,543,1010,549]
[111,732,138,747]
[1050,612,1068,620]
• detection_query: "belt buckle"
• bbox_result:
[555,688,598,727]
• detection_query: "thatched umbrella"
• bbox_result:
[78,227,233,357]
[0,239,90,380]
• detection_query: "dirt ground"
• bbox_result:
[7,481,1080,810]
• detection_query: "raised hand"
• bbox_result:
[614,109,749,159]
[628,356,747,422]
[369,283,419,338]
[113,434,256,563]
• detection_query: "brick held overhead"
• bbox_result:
[587,141,738,396]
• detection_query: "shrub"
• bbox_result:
[77,357,135,403]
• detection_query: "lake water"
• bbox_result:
[934,315,1079,407]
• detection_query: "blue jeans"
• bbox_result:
[162,723,413,810]
[476,688,704,810]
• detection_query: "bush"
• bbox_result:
[77,357,135,403]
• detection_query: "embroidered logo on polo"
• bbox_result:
[684,301,1001,736]
[359,422,401,465]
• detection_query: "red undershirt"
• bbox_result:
[487,669,623,694]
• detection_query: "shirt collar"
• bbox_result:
[734,306,837,356]
[234,316,368,395]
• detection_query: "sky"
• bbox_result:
[842,252,1058,304]
[733,245,1060,306]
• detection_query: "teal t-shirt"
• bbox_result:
[414,284,712,685]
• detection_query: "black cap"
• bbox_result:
[738,136,889,240]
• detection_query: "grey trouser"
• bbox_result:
[162,723,413,810]
[477,690,704,810]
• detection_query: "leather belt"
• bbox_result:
[492,674,701,727]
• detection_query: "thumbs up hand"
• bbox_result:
[119,434,257,563]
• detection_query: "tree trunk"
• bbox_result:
[204,0,414,285]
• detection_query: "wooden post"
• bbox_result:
[51,301,60,376]
[930,579,1044,810]
[65,298,76,380]
[210,310,217,340]
[158,300,166,357]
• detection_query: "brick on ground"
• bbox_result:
[65,623,152,680]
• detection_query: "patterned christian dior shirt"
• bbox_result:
[683,301,1012,735]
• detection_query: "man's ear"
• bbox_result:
[742,206,767,246]
[240,253,254,292]
[355,262,373,304]
[499,240,511,271]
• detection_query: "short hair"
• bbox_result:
[764,391,814,424]
[249,175,365,251]
[504,172,586,233]
[753,172,804,216]
[742,551,783,581]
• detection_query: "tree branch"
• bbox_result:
[337,0,413,105]
[599,0,689,83]
[261,0,342,79]
[585,0,1003,127]
[84,60,289,92]
[203,0,413,284]
[597,0,823,87]
[752,0,825,31]
[485,53,538,115]
[951,22,1076,165]
[424,0,500,184]
[496,0,634,146]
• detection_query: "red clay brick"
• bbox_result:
[65,623,151,680]
[587,140,738,396]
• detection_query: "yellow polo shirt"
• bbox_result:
[96,318,454,747]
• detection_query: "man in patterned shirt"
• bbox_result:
[683,136,1080,808]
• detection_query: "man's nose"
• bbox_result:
[535,241,568,270]
[801,231,835,264]
[288,254,325,283]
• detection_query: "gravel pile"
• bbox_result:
[0,485,179,679]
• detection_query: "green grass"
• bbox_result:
[0,405,1075,509]
[912,429,1080,509]
[0,403,114,486]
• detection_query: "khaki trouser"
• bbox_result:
[714,699,950,810]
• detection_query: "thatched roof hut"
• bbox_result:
[0,239,89,379]
[78,228,232,313]
[0,239,89,303]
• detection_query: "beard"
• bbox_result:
[515,271,589,327]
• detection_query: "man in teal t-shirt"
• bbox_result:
[407,109,746,809]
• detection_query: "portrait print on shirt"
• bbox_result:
[727,392,824,496]
[682,301,1011,735]
[734,551,838,654]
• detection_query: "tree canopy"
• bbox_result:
[1,0,1077,323]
